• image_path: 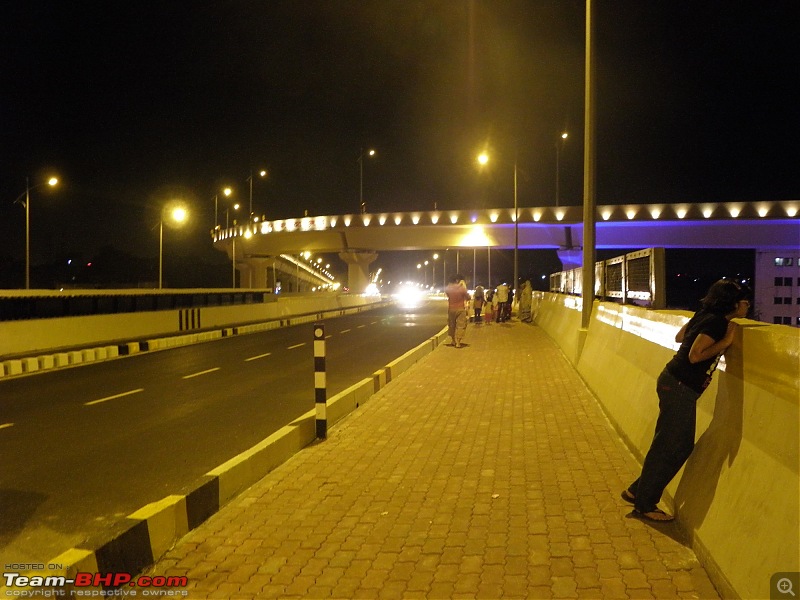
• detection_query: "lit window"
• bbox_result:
[774,257,793,266]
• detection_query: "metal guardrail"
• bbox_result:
[549,248,666,308]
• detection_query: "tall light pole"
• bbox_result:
[15,176,59,290]
[477,153,519,301]
[358,148,376,214]
[556,132,568,207]
[246,169,267,219]
[226,202,240,288]
[213,187,232,230]
[159,204,188,289]
[582,0,596,330]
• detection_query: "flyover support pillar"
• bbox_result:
[239,257,278,289]
[338,250,378,294]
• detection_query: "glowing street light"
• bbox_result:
[159,203,189,289]
[14,176,59,289]
[358,148,376,214]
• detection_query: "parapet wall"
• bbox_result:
[0,293,380,358]
[533,293,800,600]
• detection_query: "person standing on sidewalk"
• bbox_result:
[473,285,485,323]
[623,279,750,522]
[483,288,495,324]
[445,274,470,347]
[495,282,509,322]
[519,280,533,322]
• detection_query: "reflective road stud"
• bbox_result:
[313,323,327,438]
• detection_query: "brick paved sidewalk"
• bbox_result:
[146,321,720,599]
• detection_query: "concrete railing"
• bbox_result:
[532,292,799,600]
[0,293,383,364]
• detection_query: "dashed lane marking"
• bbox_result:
[339,329,351,334]
[287,343,306,350]
[356,324,366,329]
[0,423,14,430]
[85,388,144,406]
[182,368,221,380]
[245,352,272,362]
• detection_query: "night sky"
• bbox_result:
[1,1,797,287]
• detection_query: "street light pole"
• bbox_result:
[159,219,164,289]
[246,169,267,219]
[15,176,58,290]
[159,205,188,290]
[25,178,30,290]
[232,236,236,288]
[513,160,519,304]
[358,148,375,214]
[556,132,568,207]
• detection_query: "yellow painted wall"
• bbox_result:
[0,294,379,358]
[534,293,800,600]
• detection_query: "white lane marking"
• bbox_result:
[85,388,144,406]
[370,321,378,325]
[325,335,333,339]
[287,343,306,350]
[357,324,366,329]
[182,367,221,380]
[245,352,272,362]
[339,329,351,334]
[0,423,14,430]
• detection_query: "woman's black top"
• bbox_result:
[665,310,728,394]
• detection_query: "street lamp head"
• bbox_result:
[477,153,489,165]
[223,187,233,197]
[171,207,187,223]
[259,170,267,177]
[368,149,375,157]
[47,177,59,187]
[561,132,568,140]
[233,203,240,210]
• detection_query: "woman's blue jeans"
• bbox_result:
[627,369,700,513]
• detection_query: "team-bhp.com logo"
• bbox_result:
[3,571,188,596]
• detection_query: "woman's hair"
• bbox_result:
[700,279,750,314]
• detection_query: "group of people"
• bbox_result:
[444,276,536,346]
[472,283,510,324]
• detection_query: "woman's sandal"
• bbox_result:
[620,490,635,504]
[633,508,675,522]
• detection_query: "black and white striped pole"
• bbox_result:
[313,322,327,439]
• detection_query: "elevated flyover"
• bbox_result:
[212,200,800,290]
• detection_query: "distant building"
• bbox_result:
[754,250,800,327]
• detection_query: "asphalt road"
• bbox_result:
[0,297,446,565]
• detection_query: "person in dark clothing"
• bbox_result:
[622,279,750,522]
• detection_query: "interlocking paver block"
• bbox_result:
[144,321,721,599]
